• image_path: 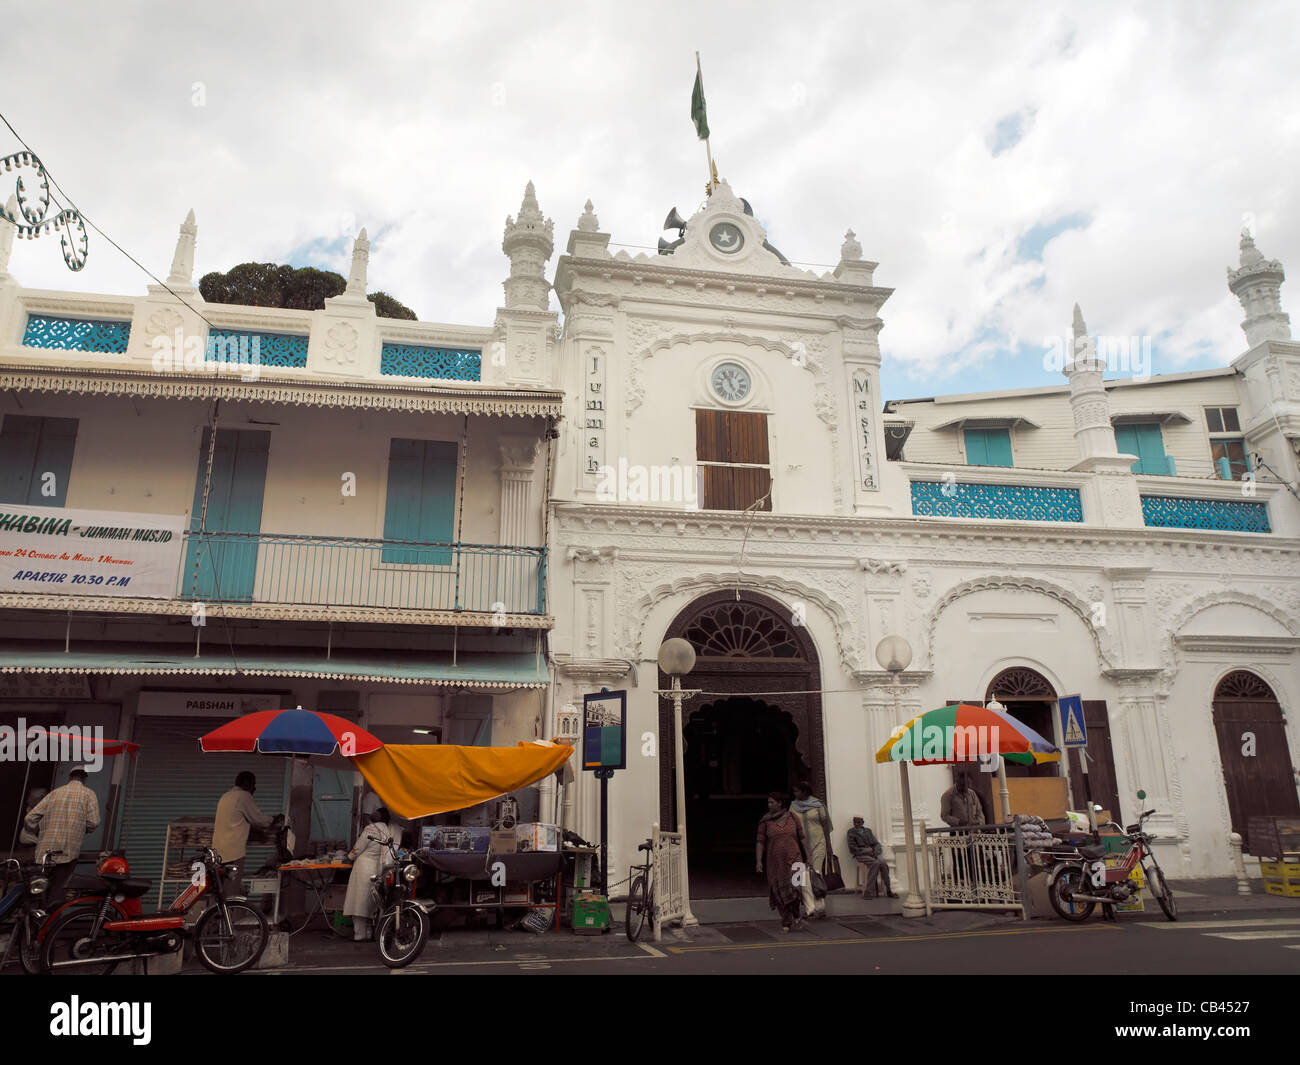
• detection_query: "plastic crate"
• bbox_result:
[1264,879,1300,898]
[1261,861,1300,879]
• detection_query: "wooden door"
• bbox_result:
[1212,672,1299,850]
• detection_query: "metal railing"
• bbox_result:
[650,821,685,942]
[919,820,1030,920]
[178,531,546,615]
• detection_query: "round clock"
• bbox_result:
[709,221,745,254]
[711,362,751,402]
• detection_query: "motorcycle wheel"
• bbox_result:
[1148,863,1178,921]
[1048,868,1096,922]
[195,901,270,974]
[39,910,120,975]
[376,903,429,969]
[625,875,648,944]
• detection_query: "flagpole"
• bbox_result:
[696,52,715,195]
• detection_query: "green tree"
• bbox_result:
[199,262,417,319]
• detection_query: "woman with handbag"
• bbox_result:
[791,782,839,919]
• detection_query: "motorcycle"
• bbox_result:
[370,834,430,968]
[1045,789,1177,922]
[0,849,65,974]
[39,847,269,974]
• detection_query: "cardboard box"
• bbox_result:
[490,829,516,854]
[515,823,559,852]
[996,777,1068,822]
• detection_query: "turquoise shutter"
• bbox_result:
[1114,424,1140,473]
[964,429,988,465]
[0,415,78,506]
[1135,424,1166,475]
[985,428,1013,467]
[383,439,456,565]
[184,429,268,600]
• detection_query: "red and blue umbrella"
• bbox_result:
[198,707,382,757]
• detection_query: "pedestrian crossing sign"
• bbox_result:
[1059,694,1087,747]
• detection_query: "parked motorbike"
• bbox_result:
[1045,790,1177,922]
[0,850,65,974]
[39,847,269,974]
[370,835,430,968]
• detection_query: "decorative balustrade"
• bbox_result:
[206,328,309,368]
[380,343,481,381]
[910,480,1084,522]
[22,315,131,353]
[1140,495,1270,533]
[178,532,546,614]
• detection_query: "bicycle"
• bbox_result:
[0,850,63,973]
[624,838,655,943]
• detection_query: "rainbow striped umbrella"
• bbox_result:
[875,703,1060,767]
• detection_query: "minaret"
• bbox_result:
[164,209,198,289]
[501,181,554,310]
[1227,230,1291,347]
[1063,305,1127,467]
[0,194,16,275]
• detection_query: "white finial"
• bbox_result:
[840,228,863,262]
[0,193,16,275]
[165,208,198,287]
[1072,303,1086,340]
[345,227,370,298]
[577,199,599,233]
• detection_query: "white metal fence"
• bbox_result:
[650,821,685,942]
[920,821,1031,919]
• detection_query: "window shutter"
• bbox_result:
[0,415,79,506]
[383,439,455,564]
[0,414,42,504]
[31,417,79,506]
[964,429,988,465]
[985,428,1012,467]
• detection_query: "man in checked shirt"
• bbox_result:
[24,766,101,901]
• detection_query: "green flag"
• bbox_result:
[691,70,709,141]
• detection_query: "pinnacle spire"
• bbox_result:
[164,208,198,287]
[344,227,370,298]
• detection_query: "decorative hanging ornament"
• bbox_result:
[1,148,89,270]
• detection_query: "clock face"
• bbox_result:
[709,222,745,254]
[711,362,751,402]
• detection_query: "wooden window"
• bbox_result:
[1114,422,1173,475]
[963,427,1013,467]
[695,410,771,511]
[0,415,79,506]
[382,439,457,564]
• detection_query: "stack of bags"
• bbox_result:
[1010,813,1062,851]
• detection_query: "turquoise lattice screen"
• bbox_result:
[1140,495,1270,533]
[206,329,308,368]
[380,343,481,381]
[22,315,131,353]
[911,480,1084,522]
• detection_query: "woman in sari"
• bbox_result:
[756,791,808,932]
[344,805,399,942]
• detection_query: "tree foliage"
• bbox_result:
[199,262,417,319]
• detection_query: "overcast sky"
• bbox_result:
[5,1,1297,399]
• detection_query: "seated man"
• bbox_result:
[846,815,896,898]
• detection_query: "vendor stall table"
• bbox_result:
[277,861,352,931]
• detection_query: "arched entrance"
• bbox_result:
[658,591,824,897]
[1212,671,1300,850]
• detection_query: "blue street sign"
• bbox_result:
[1059,694,1087,748]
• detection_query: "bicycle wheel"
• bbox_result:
[39,909,120,975]
[625,875,648,943]
[1147,862,1177,921]
[18,918,42,975]
[1048,868,1096,922]
[194,901,269,974]
[376,902,429,968]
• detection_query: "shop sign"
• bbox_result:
[0,672,93,700]
[582,689,626,771]
[0,504,186,599]
[137,691,282,717]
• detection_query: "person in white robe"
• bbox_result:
[344,807,398,942]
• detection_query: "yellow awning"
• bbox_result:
[354,740,574,819]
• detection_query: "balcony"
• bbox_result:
[178,533,547,618]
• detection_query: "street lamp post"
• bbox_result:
[876,636,925,919]
[657,638,699,927]
[985,696,1012,823]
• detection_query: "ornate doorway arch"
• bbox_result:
[1212,671,1299,850]
[658,590,825,831]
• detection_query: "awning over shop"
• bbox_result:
[0,645,548,689]
[356,741,574,819]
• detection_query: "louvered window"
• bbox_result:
[695,410,771,511]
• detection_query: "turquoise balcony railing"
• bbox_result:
[1140,496,1270,533]
[22,315,131,353]
[910,480,1083,522]
[380,343,481,381]
[177,532,546,614]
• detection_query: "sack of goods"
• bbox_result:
[515,823,560,852]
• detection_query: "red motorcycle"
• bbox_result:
[39,847,268,975]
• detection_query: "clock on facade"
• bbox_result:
[709,222,745,253]
[711,362,751,402]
